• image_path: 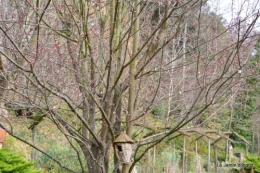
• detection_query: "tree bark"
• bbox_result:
[182,136,186,173]
[0,55,8,118]
[214,143,218,173]
[123,0,140,172]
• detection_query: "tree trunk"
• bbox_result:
[0,55,8,119]
[80,143,106,173]
[257,130,260,156]
[182,136,186,173]
[123,0,140,172]
[208,140,211,172]
[31,126,37,162]
[113,88,123,173]
[214,143,218,173]
[226,93,234,162]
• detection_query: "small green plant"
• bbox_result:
[243,156,260,173]
[0,148,42,173]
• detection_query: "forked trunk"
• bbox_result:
[81,143,108,173]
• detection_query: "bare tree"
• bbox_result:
[0,0,259,172]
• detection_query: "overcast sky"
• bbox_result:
[208,0,260,23]
[207,0,260,30]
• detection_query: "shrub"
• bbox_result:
[243,156,260,173]
[0,148,42,173]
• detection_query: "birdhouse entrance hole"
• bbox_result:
[117,145,122,152]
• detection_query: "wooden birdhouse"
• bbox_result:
[114,133,134,164]
[0,128,6,149]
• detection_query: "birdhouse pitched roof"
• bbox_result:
[114,133,134,144]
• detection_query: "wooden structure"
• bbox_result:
[114,133,134,164]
